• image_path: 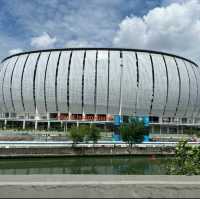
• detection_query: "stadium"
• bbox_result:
[0,48,200,138]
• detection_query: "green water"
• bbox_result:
[0,156,172,175]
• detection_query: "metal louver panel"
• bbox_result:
[83,50,96,114]
[12,54,28,113]
[136,52,152,116]
[57,51,71,113]
[96,51,108,114]
[190,63,199,118]
[151,54,167,116]
[195,65,200,117]
[0,60,10,112]
[108,51,121,114]
[163,56,179,117]
[69,51,84,114]
[121,51,137,115]
[185,61,197,118]
[175,58,189,117]
[0,63,3,112]
[45,51,60,113]
[35,52,51,114]
[3,56,18,113]
[22,53,40,113]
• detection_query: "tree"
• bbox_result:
[85,124,101,144]
[69,125,86,145]
[167,140,200,175]
[183,127,200,138]
[119,120,147,146]
[69,124,101,146]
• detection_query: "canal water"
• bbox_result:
[0,156,172,175]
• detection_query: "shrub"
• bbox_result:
[69,125,86,145]
[119,120,147,146]
[69,124,101,145]
[85,124,101,144]
[167,140,200,175]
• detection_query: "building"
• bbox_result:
[0,48,200,135]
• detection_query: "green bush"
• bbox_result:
[69,124,101,145]
[119,120,147,146]
[167,140,200,175]
[183,127,200,138]
[85,124,101,144]
[69,125,86,145]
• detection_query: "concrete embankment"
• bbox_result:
[0,175,199,198]
[0,145,175,157]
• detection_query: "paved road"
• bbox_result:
[0,175,199,198]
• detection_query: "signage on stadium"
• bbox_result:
[58,114,113,121]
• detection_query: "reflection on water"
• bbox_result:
[0,156,171,175]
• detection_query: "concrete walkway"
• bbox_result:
[0,175,199,198]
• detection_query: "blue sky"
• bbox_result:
[0,0,200,64]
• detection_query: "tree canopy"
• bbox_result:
[85,124,101,144]
[69,124,101,145]
[69,125,86,144]
[119,120,147,146]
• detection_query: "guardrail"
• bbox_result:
[0,141,198,148]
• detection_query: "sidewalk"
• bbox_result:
[0,175,199,198]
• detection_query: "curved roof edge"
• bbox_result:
[1,47,198,67]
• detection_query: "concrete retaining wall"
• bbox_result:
[0,146,175,157]
[0,175,199,198]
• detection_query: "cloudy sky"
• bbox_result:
[0,0,200,64]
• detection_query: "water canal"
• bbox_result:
[0,155,172,175]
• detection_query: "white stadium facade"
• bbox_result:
[0,48,200,134]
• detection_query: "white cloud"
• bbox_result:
[65,39,93,48]
[8,48,23,55]
[0,32,27,61]
[113,0,200,64]
[1,0,158,60]
[31,32,57,49]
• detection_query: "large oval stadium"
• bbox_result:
[0,48,199,133]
